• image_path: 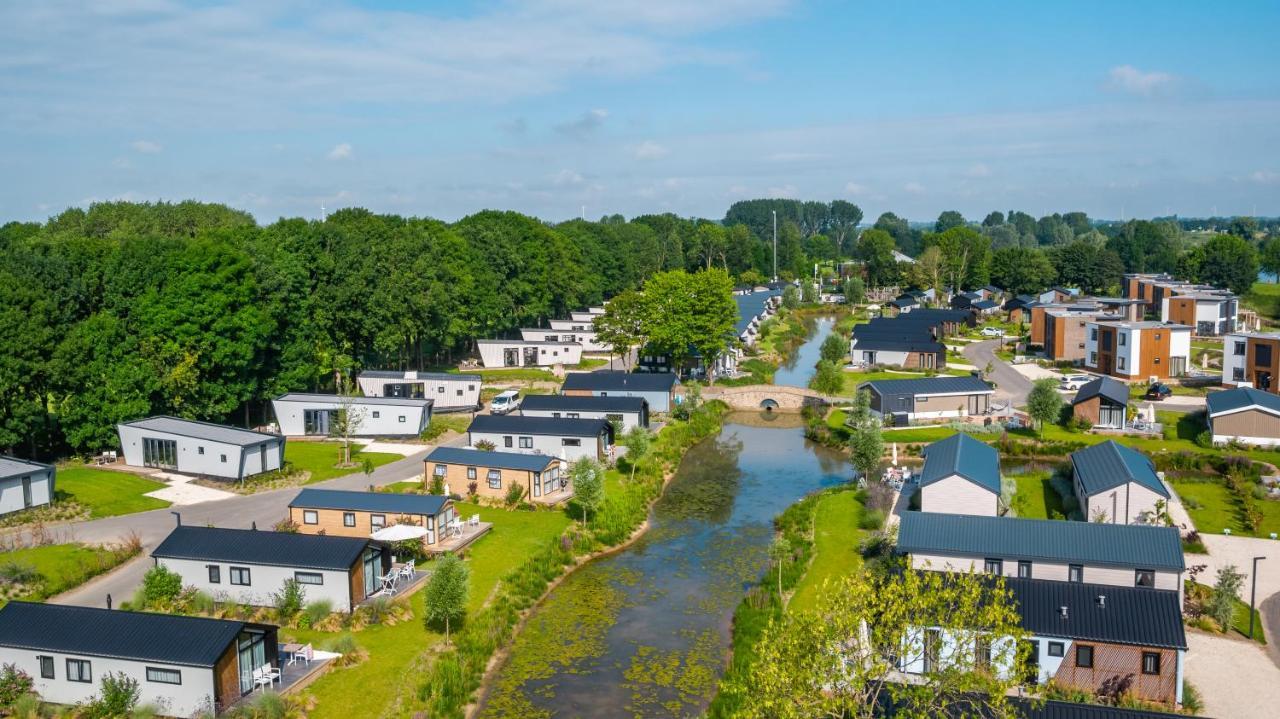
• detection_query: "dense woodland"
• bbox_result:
[1,200,1277,459]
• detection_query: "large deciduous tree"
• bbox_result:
[1197,234,1260,294]
[989,246,1056,295]
[856,229,900,288]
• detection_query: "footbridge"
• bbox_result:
[702,384,844,412]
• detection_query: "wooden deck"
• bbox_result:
[427,521,493,554]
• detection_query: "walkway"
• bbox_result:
[1185,630,1280,719]
[961,339,1031,407]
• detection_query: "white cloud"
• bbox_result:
[1250,170,1279,184]
[555,109,609,139]
[130,139,162,153]
[903,181,926,195]
[632,140,669,159]
[964,162,991,178]
[328,143,353,160]
[1106,65,1177,97]
[844,182,867,196]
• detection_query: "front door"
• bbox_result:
[503,348,519,367]
[1023,640,1040,684]
[532,471,542,498]
[523,347,539,366]
[303,409,336,435]
[967,394,980,415]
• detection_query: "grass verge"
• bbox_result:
[788,490,866,613]
[284,442,401,484]
[56,466,170,518]
[0,540,141,604]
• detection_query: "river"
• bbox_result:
[771,314,836,388]
[479,324,849,718]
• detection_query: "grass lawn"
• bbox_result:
[789,491,866,613]
[1232,596,1268,645]
[56,466,170,518]
[421,413,471,441]
[0,542,139,603]
[572,357,609,370]
[452,367,559,382]
[294,502,572,719]
[839,368,971,396]
[1170,480,1280,537]
[284,442,401,484]
[1008,471,1064,520]
[881,426,964,443]
[1245,281,1280,320]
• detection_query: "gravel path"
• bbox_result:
[1186,630,1280,718]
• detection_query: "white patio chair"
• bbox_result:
[399,560,415,581]
[298,644,313,666]
[381,572,399,595]
[469,514,480,526]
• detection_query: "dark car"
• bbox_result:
[1145,383,1173,400]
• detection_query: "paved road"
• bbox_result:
[962,338,1031,407]
[49,449,434,608]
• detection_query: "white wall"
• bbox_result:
[468,430,604,462]
[920,475,999,516]
[520,407,645,431]
[1081,482,1166,525]
[581,388,672,413]
[1213,432,1280,448]
[477,342,583,368]
[0,468,53,515]
[520,328,608,352]
[0,647,217,718]
[357,374,480,410]
[157,557,356,612]
[117,426,284,480]
[909,553,1180,594]
[1221,334,1248,385]
[271,398,430,437]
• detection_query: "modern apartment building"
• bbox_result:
[1083,320,1191,381]
[1221,332,1280,393]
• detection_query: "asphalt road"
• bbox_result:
[962,338,1031,408]
[49,449,433,608]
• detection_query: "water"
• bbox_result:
[479,414,850,718]
[771,314,836,388]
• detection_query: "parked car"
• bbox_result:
[980,327,1005,337]
[1145,383,1173,401]
[490,390,521,414]
[1058,375,1091,390]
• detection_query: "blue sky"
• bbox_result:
[2,0,1278,224]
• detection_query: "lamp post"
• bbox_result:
[772,210,777,282]
[1250,556,1266,640]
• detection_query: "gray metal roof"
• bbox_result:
[0,455,52,481]
[851,336,945,353]
[274,393,433,407]
[897,512,1184,571]
[861,375,993,397]
[1071,376,1129,407]
[426,447,559,472]
[1005,576,1186,649]
[289,488,449,516]
[0,601,256,667]
[734,289,781,335]
[1205,386,1280,417]
[358,370,482,381]
[153,526,369,571]
[476,338,581,346]
[118,416,281,446]
[561,371,677,393]
[919,433,1001,493]
[468,414,611,437]
[520,394,647,414]
[1070,440,1169,498]
[972,299,999,310]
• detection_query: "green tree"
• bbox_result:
[928,226,991,292]
[1026,379,1063,436]
[1208,564,1245,631]
[989,246,1056,295]
[768,537,792,598]
[593,289,645,370]
[781,285,799,310]
[141,565,184,608]
[1198,234,1260,294]
[856,228,900,287]
[810,360,845,396]
[910,246,945,297]
[847,389,883,479]
[619,426,651,482]
[424,553,470,644]
[935,210,966,233]
[570,456,605,525]
[739,269,766,287]
[1260,237,1280,282]
[843,276,865,304]
[720,570,1030,719]
[819,333,846,364]
[641,269,737,376]
[1048,241,1124,294]
[800,280,818,304]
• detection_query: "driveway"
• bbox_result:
[1185,630,1280,718]
[48,449,436,608]
[962,339,1031,407]
[1193,533,1280,666]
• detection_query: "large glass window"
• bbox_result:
[230,567,251,585]
[142,437,178,469]
[66,659,91,683]
[1075,645,1094,668]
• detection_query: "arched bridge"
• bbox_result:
[702,384,843,412]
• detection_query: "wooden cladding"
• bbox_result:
[1052,642,1178,705]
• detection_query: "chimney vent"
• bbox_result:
[1059,606,1069,619]
[1097,595,1106,608]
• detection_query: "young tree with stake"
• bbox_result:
[424,553,470,645]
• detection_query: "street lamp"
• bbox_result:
[772,210,778,282]
[1250,556,1266,640]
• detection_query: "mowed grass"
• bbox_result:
[0,543,139,602]
[1008,471,1063,520]
[839,368,972,396]
[284,442,400,484]
[1171,480,1280,538]
[789,491,866,613]
[1245,281,1280,320]
[56,466,170,518]
[294,502,571,719]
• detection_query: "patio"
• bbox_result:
[226,652,334,711]
[529,483,574,506]
[428,519,493,554]
[363,565,431,602]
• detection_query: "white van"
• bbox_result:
[490,390,521,415]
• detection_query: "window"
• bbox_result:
[1155,333,1162,341]
[466,467,477,480]
[1119,333,1126,346]
[1235,341,1246,356]
[302,510,318,525]
[567,412,580,419]
[372,411,380,419]
[1075,645,1094,668]
[1089,352,1097,365]
[220,454,227,463]
[1154,357,1161,364]
[1090,328,1098,341]
[519,436,533,449]
[433,465,447,477]
[66,659,91,683]
[1047,642,1064,658]
[457,389,463,396]
[146,667,181,684]
[1142,652,1161,675]
[1068,564,1083,583]
[208,565,221,584]
[22,477,31,508]
[487,470,502,489]
[371,514,386,529]
[1234,367,1246,381]
[1118,357,1126,370]
[562,438,581,447]
[295,572,324,585]
[468,385,475,391]
[503,436,513,448]
[398,415,406,423]
[606,414,623,423]
[1018,561,1032,579]
[230,567,251,585]
[1135,569,1155,587]
[983,558,1003,575]
[198,446,204,455]
[37,655,53,679]
[343,512,356,527]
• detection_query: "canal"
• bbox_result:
[771,314,836,388]
[479,323,849,718]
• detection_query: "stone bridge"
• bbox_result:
[702,384,843,412]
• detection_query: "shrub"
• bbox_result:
[271,518,299,533]
[429,472,446,496]
[300,599,333,629]
[0,562,39,586]
[141,565,183,607]
[466,481,478,497]
[858,509,885,530]
[271,578,306,621]
[474,439,496,451]
[82,671,141,718]
[0,664,34,710]
[1064,416,1092,433]
[9,693,40,719]
[190,591,216,615]
[1208,565,1245,629]
[504,482,526,506]
[363,595,392,625]
[1194,430,1214,448]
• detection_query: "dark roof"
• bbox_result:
[897,512,1184,572]
[0,601,256,667]
[1004,576,1186,649]
[1005,295,1036,309]
[851,336,945,353]
[468,414,611,437]
[889,298,918,308]
[118,416,281,446]
[290,488,449,516]
[733,289,781,335]
[861,375,993,397]
[274,393,432,407]
[0,455,52,480]
[1018,701,1195,719]
[1071,376,1130,407]
[358,370,482,382]
[520,394,647,414]
[919,433,1001,493]
[972,299,999,310]
[1206,386,1280,417]
[560,371,676,393]
[426,446,558,472]
[982,285,1002,294]
[153,526,369,571]
[1070,440,1169,498]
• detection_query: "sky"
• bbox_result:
[2,0,1279,225]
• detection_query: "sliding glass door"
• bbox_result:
[237,631,267,695]
[142,438,177,469]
